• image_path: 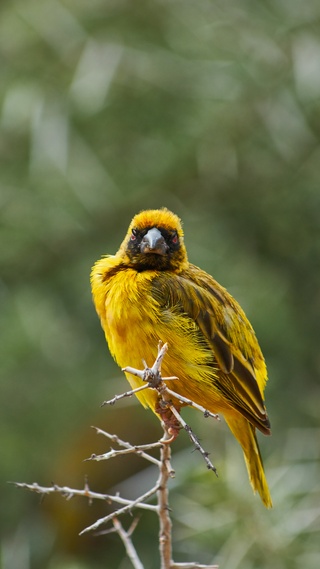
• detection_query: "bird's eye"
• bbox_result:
[131,229,138,241]
[172,233,178,244]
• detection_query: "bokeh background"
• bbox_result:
[1,1,320,568]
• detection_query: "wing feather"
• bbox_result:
[151,266,270,434]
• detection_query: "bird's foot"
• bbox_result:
[156,402,181,441]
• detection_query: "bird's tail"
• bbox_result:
[224,413,272,508]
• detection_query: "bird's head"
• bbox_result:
[118,208,188,272]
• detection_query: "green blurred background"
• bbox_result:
[1,0,320,568]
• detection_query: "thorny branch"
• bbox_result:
[14,342,219,569]
[86,426,162,467]
[13,479,158,513]
[121,342,219,474]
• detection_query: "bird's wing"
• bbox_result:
[151,267,270,434]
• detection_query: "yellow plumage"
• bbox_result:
[91,208,272,507]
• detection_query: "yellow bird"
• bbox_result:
[91,208,272,507]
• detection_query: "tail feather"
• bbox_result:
[224,413,272,508]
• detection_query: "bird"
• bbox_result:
[91,207,272,507]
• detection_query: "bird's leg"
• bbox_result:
[156,398,182,442]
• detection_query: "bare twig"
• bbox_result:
[79,482,160,535]
[164,387,219,421]
[93,427,163,452]
[122,342,171,387]
[112,517,144,569]
[87,427,162,467]
[12,481,157,512]
[167,405,218,475]
[171,564,218,568]
[101,383,150,406]
[85,446,161,465]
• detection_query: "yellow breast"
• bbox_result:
[91,260,221,411]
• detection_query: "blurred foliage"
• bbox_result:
[1,0,320,568]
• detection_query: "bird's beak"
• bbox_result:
[140,227,168,256]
